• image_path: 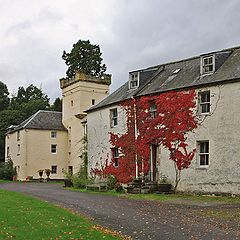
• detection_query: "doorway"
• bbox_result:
[150,145,157,182]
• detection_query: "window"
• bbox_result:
[129,72,139,89]
[201,55,215,74]
[92,99,95,105]
[199,91,210,114]
[68,166,73,175]
[51,144,57,154]
[71,100,74,107]
[51,131,57,138]
[198,141,209,167]
[110,108,118,127]
[17,131,20,141]
[112,148,119,167]
[149,104,157,118]
[7,147,10,158]
[51,165,57,174]
[17,144,20,156]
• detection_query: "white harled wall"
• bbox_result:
[88,82,240,194]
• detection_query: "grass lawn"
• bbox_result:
[0,179,10,183]
[0,190,124,240]
[67,187,240,204]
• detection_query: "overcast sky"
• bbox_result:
[0,0,240,102]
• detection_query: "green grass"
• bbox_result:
[66,187,240,204]
[0,179,10,183]
[0,190,123,240]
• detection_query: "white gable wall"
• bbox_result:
[159,82,240,194]
[87,105,126,175]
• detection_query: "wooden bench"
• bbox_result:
[86,182,108,191]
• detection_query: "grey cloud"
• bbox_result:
[1,0,240,101]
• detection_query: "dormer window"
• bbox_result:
[129,72,139,89]
[201,55,215,75]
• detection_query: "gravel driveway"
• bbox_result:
[0,182,239,240]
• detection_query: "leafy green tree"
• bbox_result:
[49,97,62,112]
[0,159,16,180]
[62,39,107,78]
[0,110,25,162]
[0,81,10,111]
[10,84,50,118]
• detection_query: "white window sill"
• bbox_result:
[196,166,209,170]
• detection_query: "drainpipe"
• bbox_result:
[132,96,138,178]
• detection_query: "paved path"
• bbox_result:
[0,182,240,240]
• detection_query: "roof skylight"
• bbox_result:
[173,68,181,74]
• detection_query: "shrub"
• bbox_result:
[107,175,117,190]
[72,165,93,189]
[0,160,16,180]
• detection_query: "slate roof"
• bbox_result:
[86,45,240,113]
[8,110,66,133]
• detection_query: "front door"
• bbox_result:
[150,145,157,182]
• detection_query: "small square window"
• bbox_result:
[112,148,119,167]
[110,108,118,127]
[201,55,215,74]
[199,91,210,114]
[197,141,209,167]
[51,144,57,154]
[51,131,57,138]
[51,165,57,174]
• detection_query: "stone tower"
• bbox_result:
[60,71,111,174]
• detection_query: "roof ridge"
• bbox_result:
[130,45,240,73]
[38,110,62,114]
[21,110,41,128]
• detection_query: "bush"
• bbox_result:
[107,175,117,190]
[72,165,93,189]
[0,160,16,180]
[115,183,124,193]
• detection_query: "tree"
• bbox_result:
[0,159,16,180]
[62,39,107,78]
[10,84,50,118]
[49,97,62,112]
[0,81,10,111]
[0,110,25,162]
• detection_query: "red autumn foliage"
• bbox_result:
[92,90,198,183]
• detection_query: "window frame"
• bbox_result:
[110,108,118,127]
[51,165,57,174]
[112,148,119,167]
[149,104,157,118]
[17,131,20,141]
[51,144,57,154]
[17,144,20,156]
[51,131,57,139]
[197,141,209,168]
[199,91,210,114]
[201,55,215,75]
[129,72,139,89]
